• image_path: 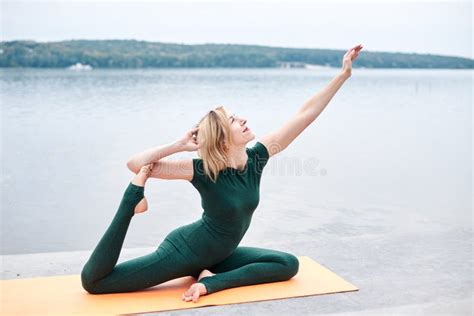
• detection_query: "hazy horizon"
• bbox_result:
[0,0,471,59]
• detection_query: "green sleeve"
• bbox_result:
[250,141,270,174]
[190,158,204,187]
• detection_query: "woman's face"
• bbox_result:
[225,109,254,145]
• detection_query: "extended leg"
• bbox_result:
[198,246,300,295]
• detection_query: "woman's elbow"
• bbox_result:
[126,159,139,174]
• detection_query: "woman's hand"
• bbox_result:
[341,44,363,78]
[177,126,200,152]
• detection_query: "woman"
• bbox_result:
[81,44,363,303]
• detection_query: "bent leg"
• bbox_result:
[82,239,193,294]
[81,182,144,289]
[198,246,299,295]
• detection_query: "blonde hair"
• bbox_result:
[194,106,235,183]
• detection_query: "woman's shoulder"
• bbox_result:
[247,140,270,161]
[247,140,270,174]
[190,158,205,184]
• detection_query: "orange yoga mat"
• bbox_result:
[1,256,358,315]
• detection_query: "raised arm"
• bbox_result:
[259,44,363,157]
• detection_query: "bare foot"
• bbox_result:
[132,163,154,214]
[181,282,207,303]
[180,269,215,303]
[134,197,148,214]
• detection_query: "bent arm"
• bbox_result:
[126,141,186,174]
[148,159,193,181]
[260,72,350,157]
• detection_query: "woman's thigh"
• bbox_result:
[208,246,299,274]
[86,239,198,294]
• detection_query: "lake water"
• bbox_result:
[1,67,471,255]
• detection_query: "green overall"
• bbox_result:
[81,141,299,295]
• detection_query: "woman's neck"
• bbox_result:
[225,146,248,170]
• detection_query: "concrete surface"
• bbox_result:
[2,229,472,315]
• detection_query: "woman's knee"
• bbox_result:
[281,252,299,278]
[81,276,112,294]
[81,273,96,294]
[80,267,103,294]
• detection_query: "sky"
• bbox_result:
[0,0,472,59]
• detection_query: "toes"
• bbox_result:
[182,285,200,303]
[145,163,154,175]
[182,288,192,301]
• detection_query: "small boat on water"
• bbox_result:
[67,63,93,71]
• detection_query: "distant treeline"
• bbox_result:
[0,39,472,69]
